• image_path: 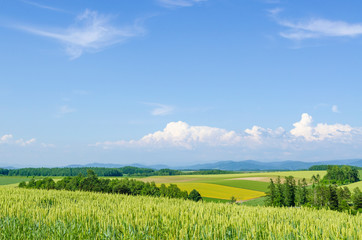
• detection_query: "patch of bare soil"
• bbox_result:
[228,177,273,182]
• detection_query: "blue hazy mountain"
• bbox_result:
[63,159,362,171]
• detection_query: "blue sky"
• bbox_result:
[1,0,362,167]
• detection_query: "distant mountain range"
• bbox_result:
[65,159,362,171]
[2,159,362,171]
[180,159,362,171]
[65,163,169,170]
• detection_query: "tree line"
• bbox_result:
[309,164,361,171]
[18,170,202,202]
[322,165,360,184]
[1,167,177,177]
[267,175,362,213]
[0,166,234,177]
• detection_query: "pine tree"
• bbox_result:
[284,176,296,207]
[275,176,284,207]
[352,187,362,210]
[267,178,276,206]
[328,185,339,211]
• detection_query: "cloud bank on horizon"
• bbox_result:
[0,134,36,146]
[94,113,361,150]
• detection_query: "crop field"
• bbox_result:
[138,170,329,201]
[204,179,269,192]
[166,182,265,200]
[0,186,360,239]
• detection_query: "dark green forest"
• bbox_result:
[18,170,202,202]
[0,166,232,177]
[309,164,361,171]
[267,166,361,213]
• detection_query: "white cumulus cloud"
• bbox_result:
[0,134,36,146]
[0,134,13,143]
[290,113,354,141]
[94,121,242,149]
[15,138,37,146]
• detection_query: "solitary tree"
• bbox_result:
[267,179,276,206]
[229,196,237,204]
[188,189,202,202]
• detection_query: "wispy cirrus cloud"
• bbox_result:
[332,105,340,113]
[21,0,69,13]
[279,18,362,40]
[157,0,207,8]
[144,102,174,116]
[14,9,145,59]
[56,105,76,117]
[269,9,362,40]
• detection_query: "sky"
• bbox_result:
[1,0,362,167]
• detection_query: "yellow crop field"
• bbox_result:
[164,182,265,200]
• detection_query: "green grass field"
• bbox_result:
[0,176,39,186]
[243,196,268,207]
[202,197,230,203]
[346,180,362,191]
[205,179,269,192]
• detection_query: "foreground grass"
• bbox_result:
[0,187,361,239]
